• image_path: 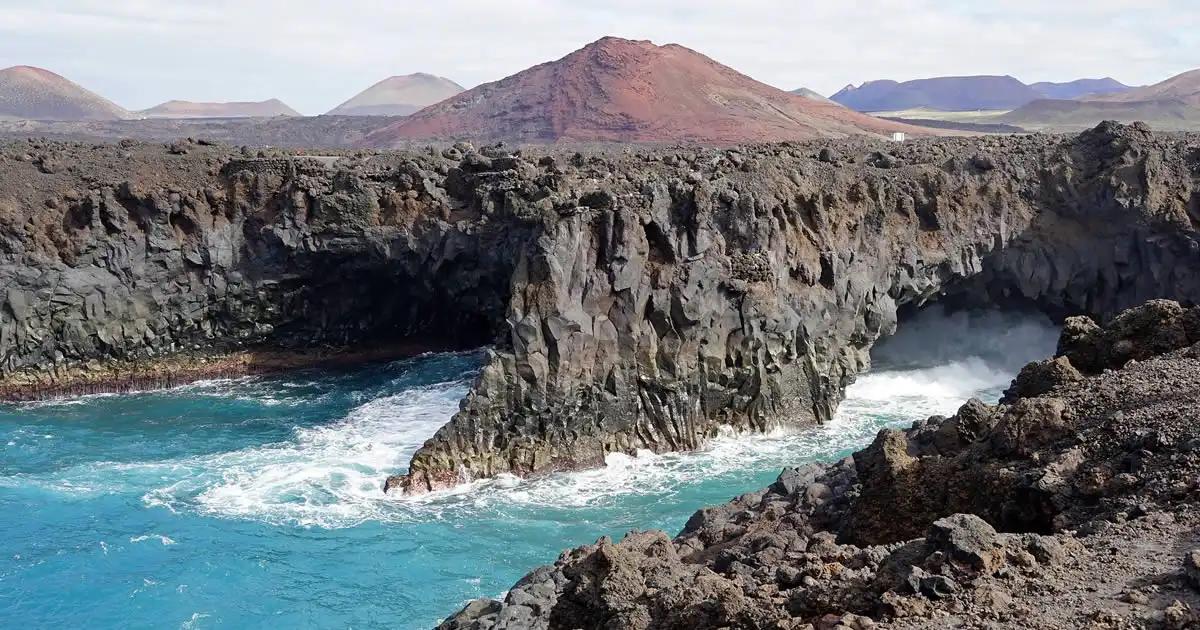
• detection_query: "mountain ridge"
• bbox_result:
[327,74,465,117]
[833,75,1135,112]
[139,98,301,119]
[364,36,928,146]
[0,65,131,121]
[1079,68,1200,105]
[831,75,1041,112]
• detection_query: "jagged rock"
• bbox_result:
[436,599,503,630]
[1059,300,1200,374]
[4,126,1200,502]
[1001,356,1082,403]
[970,153,996,170]
[456,298,1200,629]
[1185,550,1200,590]
[927,514,1000,573]
[906,566,960,600]
[952,398,1000,444]
[990,397,1074,457]
[1166,600,1195,630]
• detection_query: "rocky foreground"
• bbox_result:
[437,299,1200,630]
[1,122,1199,497]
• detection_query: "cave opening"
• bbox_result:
[866,270,1082,394]
[871,300,1061,378]
[248,252,512,359]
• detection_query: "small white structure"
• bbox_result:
[891,132,907,142]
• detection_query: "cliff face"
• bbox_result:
[394,122,1200,493]
[435,299,1200,630]
[0,141,534,394]
[1,123,1199,497]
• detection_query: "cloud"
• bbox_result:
[0,0,1194,114]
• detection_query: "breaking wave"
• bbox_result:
[3,308,1059,530]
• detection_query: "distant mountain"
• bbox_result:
[0,66,130,121]
[327,74,465,117]
[999,69,1200,132]
[1080,69,1200,105]
[363,37,928,146]
[139,98,301,119]
[1029,78,1132,100]
[790,87,836,104]
[831,75,1041,112]
[998,98,1200,132]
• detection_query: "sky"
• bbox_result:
[0,0,1196,115]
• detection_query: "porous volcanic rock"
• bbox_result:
[2,122,1200,500]
[391,121,1200,495]
[0,139,533,396]
[436,299,1200,629]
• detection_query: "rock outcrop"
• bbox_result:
[392,121,1200,494]
[1,122,1200,500]
[0,139,533,396]
[436,299,1200,629]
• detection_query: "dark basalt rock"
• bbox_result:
[440,299,1200,629]
[2,123,1200,500]
[1000,356,1082,404]
[395,122,1200,494]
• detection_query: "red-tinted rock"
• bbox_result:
[363,37,930,146]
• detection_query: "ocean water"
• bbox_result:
[0,308,1059,630]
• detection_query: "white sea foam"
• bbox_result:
[401,307,1060,515]
[164,381,470,528]
[130,534,176,546]
[9,310,1060,531]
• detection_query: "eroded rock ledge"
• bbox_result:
[1,123,1199,495]
[393,121,1200,494]
[436,299,1200,630]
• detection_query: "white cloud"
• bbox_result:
[0,0,1194,114]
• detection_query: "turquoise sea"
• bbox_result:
[0,309,1059,629]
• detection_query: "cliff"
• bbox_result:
[393,122,1200,494]
[0,140,534,395]
[436,299,1200,629]
[1,123,1199,500]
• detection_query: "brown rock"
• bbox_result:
[363,37,930,146]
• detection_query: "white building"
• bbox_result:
[891,132,907,142]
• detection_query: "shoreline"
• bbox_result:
[0,341,458,402]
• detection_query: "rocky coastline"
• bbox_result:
[435,299,1200,629]
[0,341,442,401]
[1,123,1199,497]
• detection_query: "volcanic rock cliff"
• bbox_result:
[0,141,533,394]
[393,121,1200,494]
[1,123,1199,499]
[436,300,1200,629]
